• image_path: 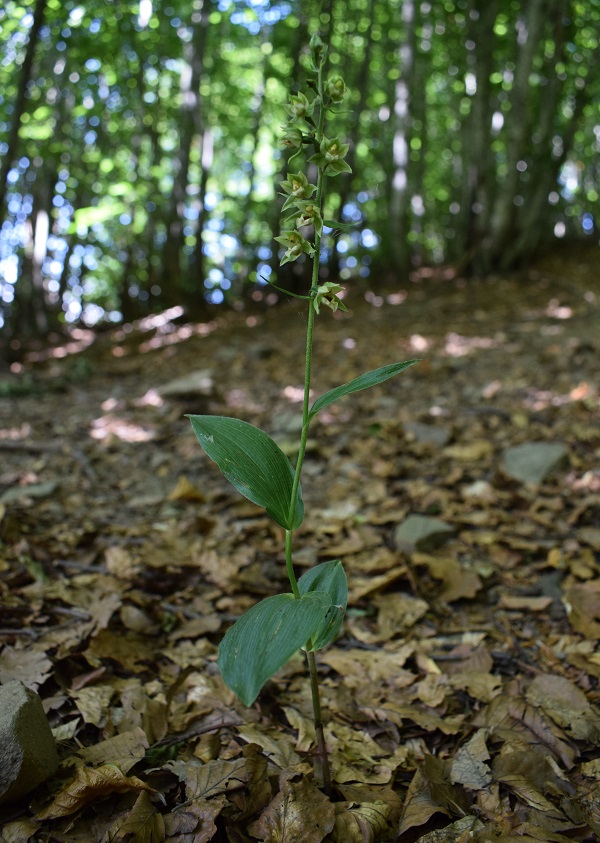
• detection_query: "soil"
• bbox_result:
[1,247,599,841]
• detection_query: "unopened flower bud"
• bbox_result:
[309,33,327,68]
[325,75,347,103]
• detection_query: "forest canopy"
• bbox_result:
[0,0,598,336]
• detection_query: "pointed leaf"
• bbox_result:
[323,218,360,232]
[308,360,420,422]
[298,560,347,651]
[218,592,332,706]
[187,415,303,530]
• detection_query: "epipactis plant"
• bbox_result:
[187,35,418,791]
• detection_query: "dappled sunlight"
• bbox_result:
[364,291,384,307]
[133,389,164,408]
[23,329,96,364]
[409,334,431,353]
[282,385,305,404]
[386,291,408,305]
[0,422,31,441]
[108,318,220,356]
[567,470,600,493]
[522,381,597,412]
[89,414,156,443]
[138,320,219,353]
[443,332,498,357]
[545,298,573,320]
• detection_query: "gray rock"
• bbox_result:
[502,442,569,485]
[0,481,59,505]
[404,422,451,447]
[0,681,59,805]
[394,514,456,552]
[158,369,214,398]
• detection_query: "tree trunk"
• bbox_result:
[388,0,417,275]
[0,0,48,220]
[161,0,210,298]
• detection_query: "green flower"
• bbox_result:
[280,172,317,211]
[313,282,348,315]
[325,74,347,103]
[274,230,315,265]
[294,202,323,236]
[309,136,352,176]
[285,92,314,122]
[308,33,327,70]
[281,126,305,149]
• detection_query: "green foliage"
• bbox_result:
[2,0,597,331]
[298,561,348,652]
[186,415,304,531]
[308,360,421,422]
[217,591,333,706]
[188,40,418,788]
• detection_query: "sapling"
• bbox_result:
[188,35,418,792]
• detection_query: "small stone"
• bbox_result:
[0,681,59,805]
[502,442,569,485]
[463,480,496,501]
[394,514,456,552]
[404,422,451,447]
[158,369,214,398]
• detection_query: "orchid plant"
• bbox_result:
[188,35,418,791]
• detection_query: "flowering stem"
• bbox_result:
[283,58,332,794]
[285,59,327,569]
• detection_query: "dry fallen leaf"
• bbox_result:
[247,770,335,843]
[37,764,159,820]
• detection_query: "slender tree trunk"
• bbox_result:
[326,5,373,280]
[161,0,210,298]
[388,0,417,275]
[457,0,498,267]
[12,180,52,337]
[483,0,545,270]
[0,0,48,220]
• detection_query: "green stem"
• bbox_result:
[285,529,300,599]
[307,649,332,793]
[284,60,332,794]
[285,61,327,588]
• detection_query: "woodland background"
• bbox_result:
[2,2,600,841]
[0,0,599,341]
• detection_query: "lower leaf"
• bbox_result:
[298,560,348,651]
[218,592,332,706]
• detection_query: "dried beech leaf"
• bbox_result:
[77,727,149,773]
[450,729,492,790]
[526,673,600,742]
[37,764,158,820]
[107,790,165,842]
[248,771,335,843]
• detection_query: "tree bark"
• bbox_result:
[0,0,48,221]
[161,0,210,299]
[388,0,417,275]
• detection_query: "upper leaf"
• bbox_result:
[187,415,303,530]
[323,218,360,232]
[218,592,332,706]
[298,560,348,651]
[308,360,420,422]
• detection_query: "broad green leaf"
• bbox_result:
[298,560,348,651]
[187,415,303,530]
[308,360,420,423]
[218,592,332,705]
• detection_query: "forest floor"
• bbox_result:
[1,246,600,842]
